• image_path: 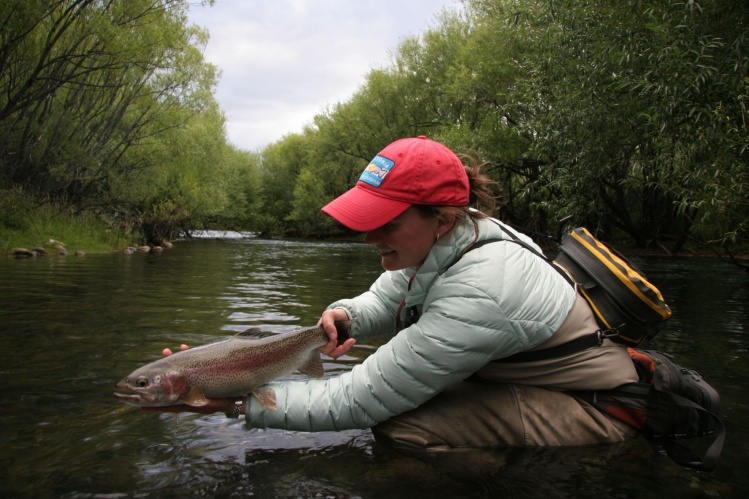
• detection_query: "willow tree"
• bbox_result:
[480,0,749,250]
[257,0,748,249]
[0,0,229,242]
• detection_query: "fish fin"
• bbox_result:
[236,327,264,337]
[164,372,188,398]
[236,327,275,339]
[252,388,277,411]
[181,386,208,407]
[297,351,324,378]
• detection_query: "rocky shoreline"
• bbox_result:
[8,240,174,258]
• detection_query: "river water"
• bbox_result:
[1,236,747,498]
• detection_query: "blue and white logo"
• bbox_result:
[359,155,394,188]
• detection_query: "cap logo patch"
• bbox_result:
[359,155,394,188]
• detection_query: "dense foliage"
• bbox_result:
[1,0,746,253]
[253,0,748,251]
[0,0,261,245]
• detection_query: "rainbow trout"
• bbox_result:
[114,321,351,411]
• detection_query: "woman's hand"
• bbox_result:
[319,308,356,359]
[161,344,189,356]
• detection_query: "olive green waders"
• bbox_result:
[372,380,637,451]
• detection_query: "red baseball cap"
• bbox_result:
[321,136,470,231]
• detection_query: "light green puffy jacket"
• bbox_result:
[246,217,576,430]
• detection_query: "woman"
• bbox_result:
[158,136,639,450]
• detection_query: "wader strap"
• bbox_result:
[491,330,612,363]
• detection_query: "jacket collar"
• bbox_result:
[403,217,507,307]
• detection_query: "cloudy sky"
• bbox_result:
[187,0,461,151]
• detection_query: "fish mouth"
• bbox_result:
[114,381,157,405]
[113,391,146,405]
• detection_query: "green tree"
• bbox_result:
[256,134,311,236]
[123,96,229,243]
[286,168,332,237]
[213,146,263,230]
[0,0,225,243]
[492,0,749,249]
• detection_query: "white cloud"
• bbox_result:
[188,0,459,151]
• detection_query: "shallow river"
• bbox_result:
[1,236,748,498]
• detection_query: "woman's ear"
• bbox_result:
[436,211,456,236]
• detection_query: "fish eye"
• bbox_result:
[135,377,149,388]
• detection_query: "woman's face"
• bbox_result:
[364,206,453,271]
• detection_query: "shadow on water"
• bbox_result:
[0,240,747,498]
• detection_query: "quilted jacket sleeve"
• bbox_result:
[326,269,409,339]
[246,242,575,431]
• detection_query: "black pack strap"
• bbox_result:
[453,230,575,287]
[493,223,576,286]
[573,365,725,471]
[491,329,616,363]
[446,238,502,269]
[653,392,725,472]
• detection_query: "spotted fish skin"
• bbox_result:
[113,321,351,408]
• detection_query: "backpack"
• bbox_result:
[481,224,673,346]
[574,348,725,472]
[553,227,673,346]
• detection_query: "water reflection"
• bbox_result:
[0,241,747,498]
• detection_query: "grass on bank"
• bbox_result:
[0,188,137,256]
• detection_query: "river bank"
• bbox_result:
[1,224,137,258]
[2,195,746,263]
[3,219,747,262]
